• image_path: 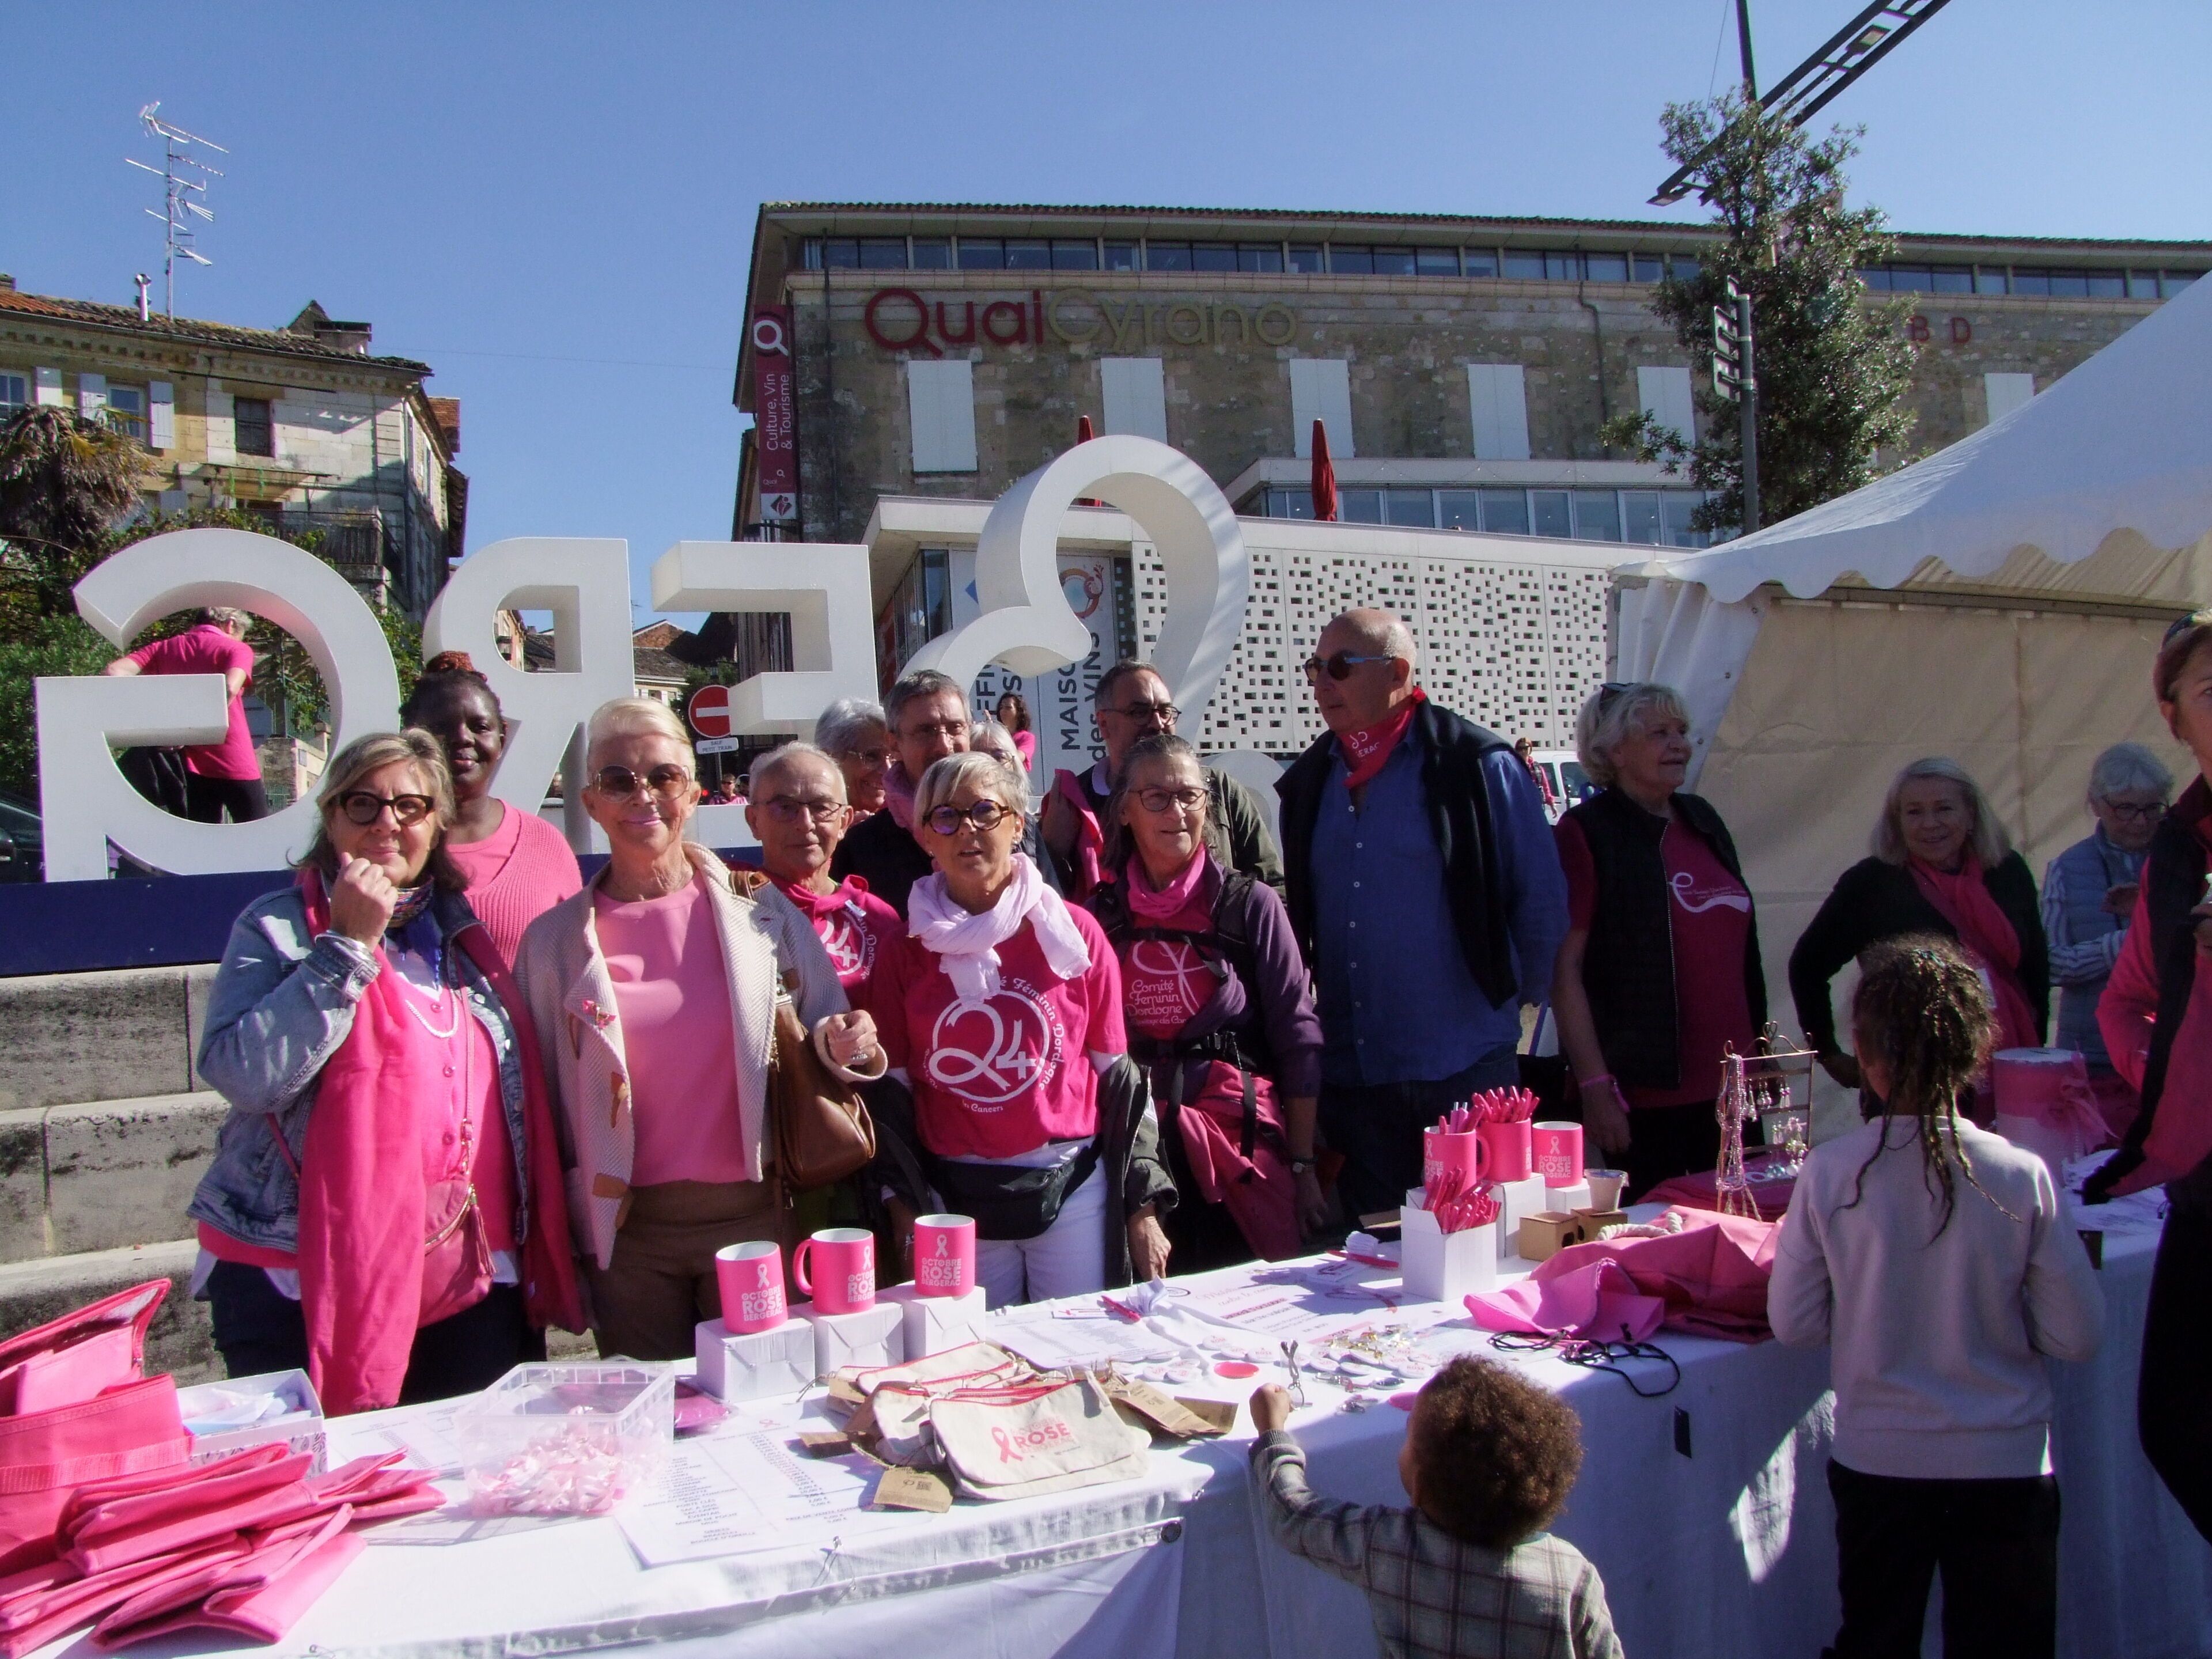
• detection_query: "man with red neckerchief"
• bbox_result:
[1275,608,1567,1225]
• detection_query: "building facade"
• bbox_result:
[0,279,464,618]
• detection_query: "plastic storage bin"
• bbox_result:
[454,1363,675,1516]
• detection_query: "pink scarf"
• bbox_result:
[1909,854,2041,1054]
[908,853,1092,1002]
[1339,688,1425,790]
[881,759,918,832]
[1125,846,1213,925]
[1051,767,1108,899]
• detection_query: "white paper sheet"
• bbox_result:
[617,1423,903,1568]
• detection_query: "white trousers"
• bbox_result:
[970,1161,1108,1309]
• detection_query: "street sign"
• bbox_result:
[688,682,734,738]
[1712,279,1751,399]
[695,736,741,755]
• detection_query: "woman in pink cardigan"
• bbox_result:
[403,653,583,968]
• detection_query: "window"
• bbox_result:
[1415,247,1459,276]
[104,385,147,440]
[1888,264,1933,292]
[2047,270,2089,297]
[1624,492,1665,545]
[1438,491,1479,531]
[2086,271,2124,298]
[233,397,275,459]
[1384,488,1434,528]
[906,360,978,473]
[911,238,951,270]
[2127,270,2161,299]
[1975,268,2008,295]
[1100,358,1168,442]
[1480,489,1530,536]
[1238,243,1284,273]
[1290,359,1354,457]
[1256,484,1710,548]
[1531,491,1572,537]
[2168,271,2201,296]
[1931,266,1973,293]
[0,373,26,415]
[1584,252,1628,283]
[1984,372,2035,424]
[1145,241,1192,272]
[1287,244,1324,274]
[957,238,1004,270]
[1328,246,1373,274]
[858,238,907,270]
[1661,493,1705,548]
[1632,254,1665,283]
[1191,244,1236,272]
[1369,248,1415,277]
[1463,249,1500,278]
[1502,249,1546,279]
[1637,365,1696,441]
[1003,240,1050,270]
[2010,268,2050,296]
[1465,363,1531,461]
[1572,491,1622,541]
[1669,255,1701,282]
[821,240,861,268]
[1339,490,1384,524]
[1859,267,1892,290]
[1051,240,1098,270]
[1103,241,1140,271]
[1265,487,1316,520]
[1544,252,1580,281]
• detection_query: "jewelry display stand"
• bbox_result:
[1715,1026,1817,1219]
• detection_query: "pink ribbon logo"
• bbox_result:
[993,1427,1021,1464]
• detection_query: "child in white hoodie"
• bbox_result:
[1770,936,2104,1659]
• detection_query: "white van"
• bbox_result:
[1527,749,1595,823]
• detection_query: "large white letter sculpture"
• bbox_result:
[36,528,402,881]
[905,434,1248,742]
[422,539,634,853]
[649,540,879,851]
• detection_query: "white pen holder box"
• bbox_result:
[1401,1205,1499,1302]
[800,1301,906,1374]
[881,1282,988,1359]
[695,1315,819,1401]
[1543,1179,1592,1215]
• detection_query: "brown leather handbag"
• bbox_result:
[768,976,877,1190]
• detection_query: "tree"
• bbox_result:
[1600,91,1922,536]
[0,406,148,622]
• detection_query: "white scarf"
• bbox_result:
[908,853,1092,1002]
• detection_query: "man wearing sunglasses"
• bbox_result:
[1275,608,1568,1224]
[1040,660,1284,899]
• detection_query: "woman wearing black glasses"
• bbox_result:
[189,730,585,1414]
[866,750,1175,1305]
[512,698,885,1359]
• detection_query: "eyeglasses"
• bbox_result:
[590,763,693,798]
[762,796,848,825]
[1301,652,1394,683]
[2101,800,2167,824]
[335,791,434,827]
[901,718,969,743]
[923,800,1015,836]
[1135,786,1209,815]
[1107,700,1181,725]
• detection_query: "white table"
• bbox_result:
[49,1213,2203,1659]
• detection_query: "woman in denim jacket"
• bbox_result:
[188,730,581,1415]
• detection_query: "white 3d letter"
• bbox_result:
[422,539,635,853]
[37,528,400,880]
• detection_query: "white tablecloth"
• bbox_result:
[44,1217,2205,1659]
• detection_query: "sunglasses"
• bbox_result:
[1134,786,1209,815]
[923,800,1015,836]
[761,796,848,826]
[335,791,434,827]
[1301,652,1394,682]
[2164,612,2212,646]
[591,763,694,798]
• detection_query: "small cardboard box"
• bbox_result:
[695,1315,817,1401]
[177,1369,327,1474]
[881,1282,988,1359]
[1402,1204,1499,1302]
[1573,1207,1628,1234]
[802,1301,906,1375]
[1516,1211,1586,1263]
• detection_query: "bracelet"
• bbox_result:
[1578,1074,1616,1093]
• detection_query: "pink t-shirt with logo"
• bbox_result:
[126,624,259,779]
[1558,815,1756,1110]
[771,874,900,1007]
[874,905,1126,1161]
[592,875,750,1186]
[1116,891,1219,1039]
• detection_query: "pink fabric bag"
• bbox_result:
[1173,1062,1302,1260]
[1464,1260,1664,1344]
[90,1505,355,1649]
[1538,1206,1781,1343]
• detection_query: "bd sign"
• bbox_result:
[32,434,1248,882]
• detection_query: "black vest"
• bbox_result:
[1563,787,1766,1092]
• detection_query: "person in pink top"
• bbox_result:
[400,653,583,969]
[513,698,885,1361]
[744,741,899,1002]
[995,691,1038,771]
[102,606,268,822]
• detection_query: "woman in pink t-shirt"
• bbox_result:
[402,654,583,969]
[744,741,900,1002]
[1550,682,1766,1198]
[870,751,1174,1306]
[512,699,886,1361]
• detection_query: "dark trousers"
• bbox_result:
[1825,1460,2059,1659]
[206,1260,541,1407]
[187,774,270,824]
[1319,1052,1518,1225]
[2141,1200,2212,1540]
[1619,1097,1744,1200]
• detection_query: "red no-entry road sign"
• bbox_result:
[688,683,734,739]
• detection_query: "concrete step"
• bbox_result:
[0,1240,217,1385]
[0,1090,226,1265]
[0,964,219,1113]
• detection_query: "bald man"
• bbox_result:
[1275,608,1567,1223]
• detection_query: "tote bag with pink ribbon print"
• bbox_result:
[929,1376,1151,1502]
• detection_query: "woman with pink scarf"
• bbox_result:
[1791,757,2048,1116]
[866,751,1175,1306]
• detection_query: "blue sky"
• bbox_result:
[6,2,2206,624]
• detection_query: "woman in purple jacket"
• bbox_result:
[1088,734,1326,1268]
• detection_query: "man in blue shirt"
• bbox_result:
[1275,609,1569,1224]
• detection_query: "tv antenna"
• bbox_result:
[126,103,226,317]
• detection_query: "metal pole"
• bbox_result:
[1736,0,1759,96]
[1738,292,1760,535]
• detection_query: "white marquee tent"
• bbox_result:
[1614,272,2212,1067]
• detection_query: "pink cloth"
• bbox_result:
[875,904,1125,1160]
[418,978,516,1253]
[124,625,257,779]
[445,805,584,971]
[1118,852,1220,1039]
[1050,768,1109,900]
[1338,687,1423,791]
[1011,730,1037,768]
[2098,800,2212,1192]
[1465,1259,1664,1343]
[1537,1206,1781,1343]
[771,874,900,1001]
[592,876,749,1187]
[1910,854,2042,1056]
[1170,1061,1302,1260]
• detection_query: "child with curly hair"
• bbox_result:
[1770,935,2105,1659]
[1248,1358,1620,1659]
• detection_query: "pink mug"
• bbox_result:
[1422,1127,1488,1198]
[1532,1121,1585,1187]
[715,1240,787,1334]
[1478,1119,1534,1183]
[912,1213,977,1298]
[793,1226,876,1315]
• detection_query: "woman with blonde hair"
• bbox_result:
[514,698,885,1360]
[1790,756,2047,1107]
[1550,682,1766,1196]
[190,730,582,1414]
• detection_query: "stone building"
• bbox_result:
[0,279,464,619]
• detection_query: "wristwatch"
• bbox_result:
[1289,1157,1316,1175]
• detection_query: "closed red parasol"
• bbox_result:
[1310,418,1339,522]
